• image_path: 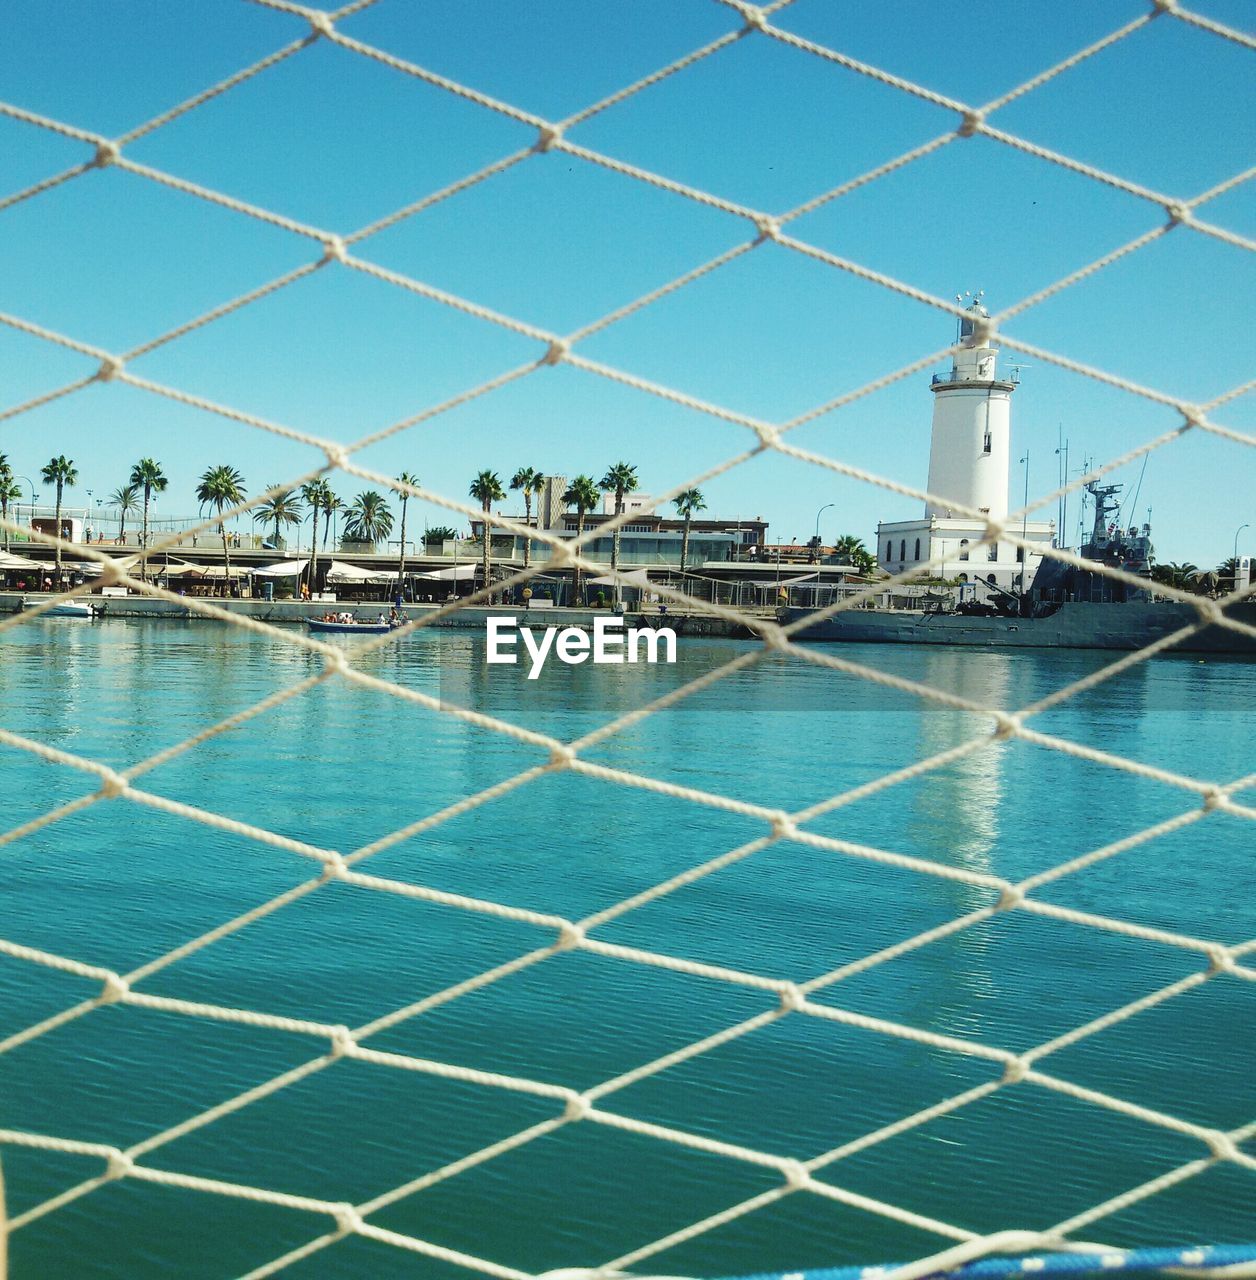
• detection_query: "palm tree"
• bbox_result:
[469,470,506,602]
[563,475,601,607]
[321,490,342,548]
[129,457,168,579]
[672,488,706,575]
[1150,561,1199,593]
[109,483,139,544]
[344,490,394,551]
[253,487,304,551]
[40,455,78,582]
[196,465,246,596]
[599,461,638,605]
[832,533,877,577]
[510,467,545,569]
[1208,550,1239,588]
[393,472,419,600]
[300,478,331,594]
[0,454,14,551]
[0,475,21,553]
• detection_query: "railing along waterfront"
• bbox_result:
[0,3,1254,1279]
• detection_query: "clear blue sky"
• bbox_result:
[1,0,1252,565]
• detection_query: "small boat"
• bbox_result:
[306,618,392,634]
[26,598,95,618]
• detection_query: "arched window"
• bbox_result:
[959,538,970,561]
[899,539,906,561]
[884,541,892,562]
[957,573,968,583]
[988,541,998,561]
[986,573,997,585]
[914,537,921,561]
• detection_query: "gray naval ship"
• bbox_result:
[781,481,1256,656]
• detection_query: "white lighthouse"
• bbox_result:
[925,298,1013,522]
[876,296,1055,595]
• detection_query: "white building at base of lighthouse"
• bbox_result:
[877,298,1055,596]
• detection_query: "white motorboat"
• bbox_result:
[25,598,95,618]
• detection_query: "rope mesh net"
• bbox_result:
[0,1,1254,1276]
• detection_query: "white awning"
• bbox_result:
[415,563,477,581]
[0,551,45,571]
[326,560,392,583]
[171,562,245,578]
[64,560,110,577]
[251,560,309,577]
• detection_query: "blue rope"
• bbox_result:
[719,1243,1256,1280]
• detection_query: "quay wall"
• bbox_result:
[0,594,760,638]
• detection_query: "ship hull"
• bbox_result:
[780,601,1256,655]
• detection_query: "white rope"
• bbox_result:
[0,3,1252,1278]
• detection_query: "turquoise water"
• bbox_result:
[0,619,1252,1278]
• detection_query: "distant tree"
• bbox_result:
[1150,561,1199,593]
[129,457,168,579]
[345,490,394,550]
[599,461,638,605]
[40,454,78,581]
[109,483,139,544]
[300,478,332,592]
[672,488,706,575]
[393,472,420,598]
[0,454,9,551]
[195,465,246,595]
[0,477,21,553]
[0,456,18,552]
[253,487,304,551]
[469,470,506,602]
[321,489,342,547]
[510,467,545,569]
[424,526,457,546]
[563,475,601,607]
[1216,556,1242,594]
[834,533,877,578]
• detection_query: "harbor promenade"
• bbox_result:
[0,593,761,637]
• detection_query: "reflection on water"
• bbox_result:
[0,621,1251,1278]
[909,649,1013,875]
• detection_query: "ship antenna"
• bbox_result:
[1125,453,1149,530]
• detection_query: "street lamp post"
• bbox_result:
[813,502,834,564]
[15,477,38,537]
[1234,523,1250,592]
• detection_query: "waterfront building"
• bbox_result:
[876,298,1055,594]
[472,509,768,568]
[600,492,657,516]
[535,475,569,531]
